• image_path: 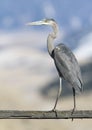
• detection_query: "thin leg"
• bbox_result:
[72,87,76,112]
[52,77,62,111]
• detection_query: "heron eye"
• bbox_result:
[44,19,47,22]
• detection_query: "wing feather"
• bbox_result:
[54,43,83,91]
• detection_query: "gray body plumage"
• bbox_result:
[53,43,83,92]
[27,18,83,111]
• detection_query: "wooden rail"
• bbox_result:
[0,110,92,119]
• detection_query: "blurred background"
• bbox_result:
[0,0,92,130]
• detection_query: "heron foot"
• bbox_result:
[49,108,58,117]
[71,107,76,121]
[71,107,76,114]
[50,107,56,112]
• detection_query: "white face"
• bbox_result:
[42,19,55,25]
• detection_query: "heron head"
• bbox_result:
[26,18,57,27]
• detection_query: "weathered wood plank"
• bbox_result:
[0,110,92,119]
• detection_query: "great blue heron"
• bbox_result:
[27,18,83,112]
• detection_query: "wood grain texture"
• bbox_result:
[0,110,92,119]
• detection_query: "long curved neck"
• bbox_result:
[47,22,59,57]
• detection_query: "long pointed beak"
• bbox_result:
[26,20,47,26]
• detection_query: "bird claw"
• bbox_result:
[50,107,56,112]
[49,108,58,117]
[71,107,76,121]
[71,107,76,114]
